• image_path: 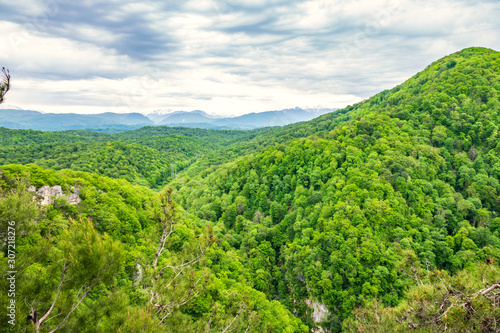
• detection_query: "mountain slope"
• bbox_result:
[1,47,499,332]
[0,165,307,332]
[171,47,500,331]
[0,141,172,187]
[215,107,330,129]
[0,127,109,146]
[91,112,153,125]
[0,126,270,188]
[157,110,216,125]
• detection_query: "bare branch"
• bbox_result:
[152,188,178,278]
[164,266,188,290]
[47,259,117,333]
[475,284,500,296]
[157,311,172,325]
[222,310,240,333]
[149,188,214,326]
[157,243,209,276]
[35,264,68,333]
[0,67,10,104]
[44,312,63,326]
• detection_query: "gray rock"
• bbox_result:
[133,263,143,286]
[305,299,330,332]
[31,185,81,206]
[67,186,81,205]
[67,193,81,205]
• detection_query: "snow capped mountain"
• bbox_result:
[142,107,337,129]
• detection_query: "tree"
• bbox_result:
[0,67,10,104]
[145,186,214,326]
[0,217,125,333]
[32,218,123,332]
[343,261,500,333]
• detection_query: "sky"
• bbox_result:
[0,0,499,116]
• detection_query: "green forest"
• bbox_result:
[1,47,500,332]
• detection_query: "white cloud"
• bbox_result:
[0,21,137,78]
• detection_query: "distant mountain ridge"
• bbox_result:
[0,109,153,131]
[145,107,335,130]
[0,107,336,131]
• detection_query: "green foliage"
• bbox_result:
[343,262,500,332]
[0,172,40,235]
[0,127,108,146]
[0,126,267,188]
[0,215,125,332]
[171,47,500,330]
[0,141,173,188]
[0,166,305,332]
[1,164,158,242]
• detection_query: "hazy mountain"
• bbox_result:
[141,109,171,123]
[146,107,336,129]
[157,110,216,125]
[0,110,153,131]
[0,107,335,131]
[215,107,333,129]
[91,112,153,126]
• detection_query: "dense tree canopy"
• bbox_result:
[0,165,306,332]
[170,47,500,331]
[0,127,268,188]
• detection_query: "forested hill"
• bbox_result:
[0,126,269,188]
[177,47,500,177]
[171,47,500,331]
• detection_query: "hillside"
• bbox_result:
[0,126,269,188]
[170,47,500,331]
[0,165,305,332]
[149,108,334,130]
[1,47,499,332]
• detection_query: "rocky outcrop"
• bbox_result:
[133,263,143,286]
[28,185,81,206]
[66,187,81,205]
[305,299,330,333]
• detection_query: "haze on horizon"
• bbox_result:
[0,0,499,116]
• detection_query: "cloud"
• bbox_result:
[0,0,499,115]
[0,21,138,80]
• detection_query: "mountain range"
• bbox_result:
[0,109,153,131]
[0,107,335,131]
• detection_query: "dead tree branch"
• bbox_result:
[0,67,10,104]
[34,264,68,332]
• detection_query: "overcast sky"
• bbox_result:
[0,0,499,115]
